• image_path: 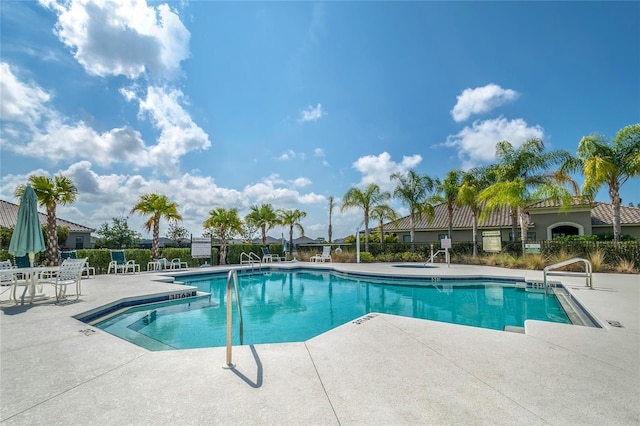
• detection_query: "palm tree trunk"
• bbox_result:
[289,227,294,257]
[519,207,529,257]
[363,212,370,252]
[47,207,58,266]
[472,212,478,258]
[152,218,160,260]
[511,209,518,244]
[409,212,416,252]
[448,204,453,239]
[610,181,622,242]
[219,242,227,265]
[261,224,267,245]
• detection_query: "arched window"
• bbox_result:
[547,222,584,240]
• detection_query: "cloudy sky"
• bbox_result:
[1,1,638,241]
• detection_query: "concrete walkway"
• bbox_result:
[1,263,638,425]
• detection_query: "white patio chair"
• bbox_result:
[42,258,87,303]
[310,246,332,262]
[170,258,188,269]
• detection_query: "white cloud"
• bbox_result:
[42,0,190,80]
[352,152,422,191]
[278,149,306,161]
[450,84,519,122]
[299,103,325,123]
[444,117,544,169]
[129,86,211,173]
[0,62,51,126]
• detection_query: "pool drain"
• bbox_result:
[606,320,623,328]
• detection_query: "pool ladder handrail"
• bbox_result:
[240,252,261,269]
[543,257,593,295]
[224,269,244,369]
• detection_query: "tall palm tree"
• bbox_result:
[130,193,182,260]
[203,207,243,265]
[328,196,335,243]
[432,169,462,239]
[278,209,306,257]
[479,139,576,256]
[370,204,398,246]
[568,123,640,242]
[390,169,437,251]
[457,167,495,257]
[15,174,78,265]
[245,203,279,245]
[341,183,391,252]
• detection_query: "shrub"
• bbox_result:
[587,250,607,272]
[359,252,374,263]
[615,259,637,274]
[525,254,546,270]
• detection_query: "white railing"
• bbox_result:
[543,257,593,295]
[224,269,244,369]
[240,252,261,268]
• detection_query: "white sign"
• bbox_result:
[191,237,212,259]
[525,243,541,254]
[441,238,452,249]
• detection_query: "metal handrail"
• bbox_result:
[543,257,593,295]
[425,249,447,264]
[224,269,244,369]
[240,252,261,269]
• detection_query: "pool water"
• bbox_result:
[94,270,570,350]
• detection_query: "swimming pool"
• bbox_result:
[91,269,572,351]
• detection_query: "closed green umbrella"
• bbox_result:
[9,185,46,267]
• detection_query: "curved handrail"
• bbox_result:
[224,269,244,368]
[543,257,593,295]
[240,252,261,268]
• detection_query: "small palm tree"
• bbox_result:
[15,174,78,265]
[341,183,391,252]
[568,123,640,242]
[479,139,577,256]
[457,167,495,257]
[370,204,398,246]
[328,196,335,243]
[245,203,280,245]
[203,207,243,265]
[278,209,306,258]
[390,169,437,251]
[489,139,574,243]
[432,169,462,239]
[130,194,182,260]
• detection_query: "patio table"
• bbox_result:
[11,266,60,305]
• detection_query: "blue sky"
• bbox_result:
[1,1,638,241]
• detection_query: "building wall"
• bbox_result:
[63,232,94,250]
[530,209,593,240]
[592,225,640,239]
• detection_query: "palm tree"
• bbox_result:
[432,169,462,239]
[203,207,243,265]
[15,174,78,265]
[370,204,398,246]
[390,169,437,251]
[130,194,182,260]
[569,123,640,242]
[245,203,279,245]
[278,209,306,257]
[479,139,576,256]
[457,167,495,257]
[341,183,391,252]
[328,196,335,243]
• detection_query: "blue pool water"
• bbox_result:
[94,270,570,350]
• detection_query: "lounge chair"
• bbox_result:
[0,260,15,289]
[60,250,95,279]
[41,258,87,302]
[261,247,284,263]
[170,258,188,269]
[108,250,140,274]
[310,246,332,262]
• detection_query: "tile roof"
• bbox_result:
[591,202,640,226]
[0,199,94,233]
[384,200,640,231]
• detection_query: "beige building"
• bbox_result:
[0,200,94,249]
[385,199,640,243]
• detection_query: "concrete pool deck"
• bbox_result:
[1,262,638,425]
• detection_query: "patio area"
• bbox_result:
[1,263,638,425]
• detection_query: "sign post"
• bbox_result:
[191,236,212,266]
[441,237,452,268]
